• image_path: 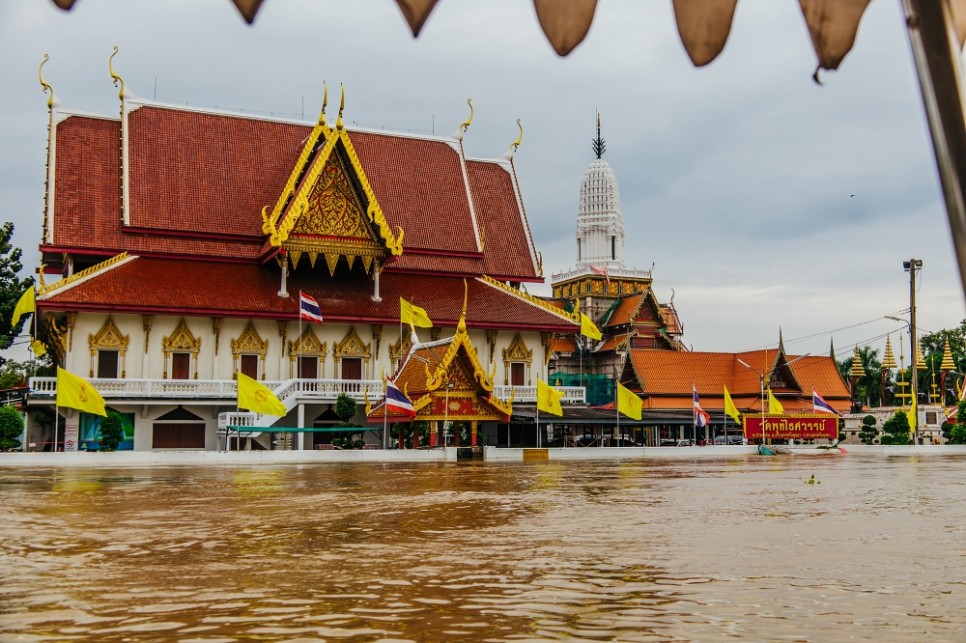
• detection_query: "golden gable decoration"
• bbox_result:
[88,316,129,378]
[288,326,327,372]
[162,318,201,380]
[502,333,533,387]
[334,326,371,373]
[262,85,403,272]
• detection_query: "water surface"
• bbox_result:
[1,455,964,641]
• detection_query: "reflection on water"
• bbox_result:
[2,456,965,641]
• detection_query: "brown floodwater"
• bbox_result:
[1,454,964,642]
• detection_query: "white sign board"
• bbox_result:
[64,423,78,452]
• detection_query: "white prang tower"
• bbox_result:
[576,113,625,271]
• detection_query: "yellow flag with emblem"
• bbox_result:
[723,386,741,423]
[616,381,642,420]
[580,313,602,340]
[536,379,564,416]
[56,367,106,416]
[767,389,784,414]
[237,372,286,416]
[400,297,433,328]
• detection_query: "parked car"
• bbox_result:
[676,439,693,447]
[713,435,745,445]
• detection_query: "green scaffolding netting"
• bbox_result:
[548,372,614,406]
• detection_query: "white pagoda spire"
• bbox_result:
[576,113,625,271]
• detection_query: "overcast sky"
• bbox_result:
[2,0,964,365]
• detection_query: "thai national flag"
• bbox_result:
[299,291,323,323]
[693,385,710,427]
[385,379,416,418]
[812,390,839,415]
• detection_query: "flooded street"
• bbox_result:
[1,454,965,641]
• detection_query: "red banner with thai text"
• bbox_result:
[744,415,838,440]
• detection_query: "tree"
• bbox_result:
[331,393,363,449]
[858,414,878,444]
[881,411,912,445]
[0,358,52,390]
[99,410,124,451]
[0,404,24,451]
[0,223,35,353]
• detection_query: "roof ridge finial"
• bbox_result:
[458,278,468,333]
[109,45,125,104]
[336,82,345,130]
[318,81,328,125]
[592,111,605,159]
[39,53,54,109]
[458,98,473,142]
[509,118,523,158]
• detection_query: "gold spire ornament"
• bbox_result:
[882,334,897,370]
[109,46,125,103]
[336,82,345,130]
[849,345,865,378]
[38,54,54,108]
[915,337,927,370]
[941,338,956,371]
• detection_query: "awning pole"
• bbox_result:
[902,0,966,295]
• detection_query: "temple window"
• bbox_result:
[288,326,327,379]
[88,317,129,379]
[97,350,119,379]
[162,319,201,380]
[334,327,371,381]
[231,322,268,380]
[171,352,191,380]
[502,333,533,386]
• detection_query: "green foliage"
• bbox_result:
[0,358,52,390]
[858,415,878,444]
[99,410,124,451]
[949,424,966,444]
[0,223,35,353]
[881,411,912,445]
[334,393,356,425]
[0,404,23,450]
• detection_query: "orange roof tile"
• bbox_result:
[604,293,644,327]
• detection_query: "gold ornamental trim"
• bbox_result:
[479,274,579,323]
[38,252,131,297]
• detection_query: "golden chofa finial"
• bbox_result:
[458,98,473,141]
[318,81,328,125]
[39,54,54,109]
[509,118,523,158]
[458,277,468,333]
[109,45,125,101]
[336,82,345,130]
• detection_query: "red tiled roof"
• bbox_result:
[467,160,539,280]
[128,106,305,237]
[37,257,577,332]
[50,104,542,282]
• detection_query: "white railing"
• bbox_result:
[29,377,384,403]
[494,385,585,404]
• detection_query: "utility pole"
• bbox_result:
[904,258,923,442]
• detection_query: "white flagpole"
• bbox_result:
[616,383,620,439]
[383,376,389,449]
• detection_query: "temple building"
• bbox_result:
[23,58,581,451]
[536,118,851,445]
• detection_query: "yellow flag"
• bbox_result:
[536,379,564,416]
[906,398,917,434]
[723,386,741,423]
[400,297,433,328]
[56,367,106,416]
[767,389,784,414]
[617,381,642,420]
[30,338,46,357]
[11,287,35,328]
[237,372,286,416]
[580,313,602,340]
